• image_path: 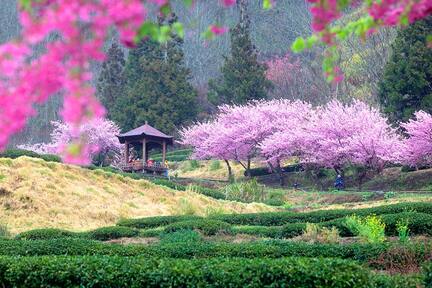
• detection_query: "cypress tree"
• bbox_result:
[120,14,198,133]
[208,0,272,105]
[378,16,432,122]
[96,42,126,119]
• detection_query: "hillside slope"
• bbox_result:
[0,157,274,233]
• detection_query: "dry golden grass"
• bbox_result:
[0,157,275,233]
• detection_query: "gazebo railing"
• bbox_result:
[121,160,167,173]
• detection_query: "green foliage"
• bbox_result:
[223,178,265,202]
[208,19,272,105]
[209,160,221,171]
[159,230,202,245]
[246,164,302,177]
[150,148,192,162]
[96,42,126,119]
[0,256,377,287]
[117,215,202,229]
[187,185,226,200]
[424,261,432,288]
[396,218,410,243]
[345,215,386,243]
[117,15,198,133]
[301,223,340,244]
[164,219,232,236]
[86,226,139,241]
[177,198,197,215]
[0,149,61,163]
[15,228,79,240]
[0,224,10,239]
[211,202,432,226]
[378,16,432,122]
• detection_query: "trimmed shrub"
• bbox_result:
[0,149,61,163]
[211,202,432,226]
[164,219,232,236]
[159,230,202,245]
[117,215,202,229]
[0,238,391,260]
[15,228,79,240]
[0,256,376,287]
[232,226,282,238]
[86,226,140,241]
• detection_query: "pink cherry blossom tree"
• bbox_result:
[401,111,432,167]
[0,0,430,164]
[19,118,122,166]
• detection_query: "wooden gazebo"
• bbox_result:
[117,122,173,174]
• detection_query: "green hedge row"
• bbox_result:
[246,163,303,177]
[211,202,432,226]
[0,149,61,163]
[0,256,408,287]
[16,226,140,241]
[3,238,432,264]
[117,202,432,229]
[164,219,232,236]
[234,211,432,238]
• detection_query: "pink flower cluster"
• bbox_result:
[19,118,122,165]
[401,111,432,166]
[182,100,405,174]
[0,0,146,164]
[369,0,432,26]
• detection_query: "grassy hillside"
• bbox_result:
[0,157,274,233]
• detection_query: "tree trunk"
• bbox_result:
[224,160,234,183]
[245,157,252,178]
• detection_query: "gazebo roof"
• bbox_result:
[117,123,173,144]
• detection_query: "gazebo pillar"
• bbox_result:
[142,138,147,164]
[124,141,129,165]
[162,140,166,164]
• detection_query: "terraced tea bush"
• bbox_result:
[86,226,139,241]
[159,230,202,245]
[15,228,80,240]
[0,149,61,162]
[164,219,232,236]
[117,215,202,229]
[211,202,432,226]
[0,256,379,287]
[345,215,386,243]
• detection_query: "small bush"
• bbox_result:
[117,215,202,229]
[223,179,265,202]
[164,219,232,236]
[159,230,202,244]
[209,160,221,171]
[345,215,386,243]
[0,224,10,239]
[86,226,139,241]
[176,198,198,215]
[15,228,79,240]
[396,218,410,243]
[300,223,340,244]
[369,244,432,274]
